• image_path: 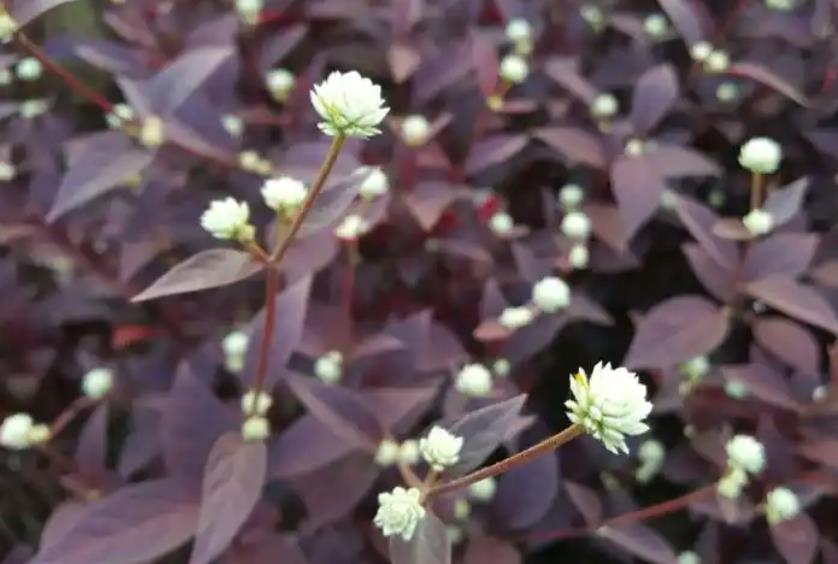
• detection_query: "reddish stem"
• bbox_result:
[49,397,97,436]
[248,265,278,408]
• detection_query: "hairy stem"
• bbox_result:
[429,423,584,497]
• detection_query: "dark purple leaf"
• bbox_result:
[493,450,559,530]
[598,523,678,564]
[728,62,809,106]
[149,46,235,113]
[747,277,838,334]
[471,32,499,97]
[365,385,439,434]
[118,408,161,478]
[11,0,79,26]
[630,65,679,134]
[389,43,422,83]
[610,155,666,239]
[763,178,808,226]
[645,144,720,178]
[675,197,739,270]
[565,481,603,527]
[683,244,737,303]
[812,259,838,288]
[74,404,109,484]
[31,480,199,564]
[465,135,528,176]
[404,182,461,232]
[389,513,451,564]
[132,249,263,302]
[544,57,598,104]
[723,363,797,410]
[657,0,705,44]
[534,127,608,169]
[754,318,820,375]
[744,233,818,281]
[297,168,371,238]
[190,433,267,564]
[624,295,730,369]
[258,25,307,71]
[268,414,365,479]
[770,514,819,564]
[414,44,473,104]
[463,537,521,564]
[40,502,85,552]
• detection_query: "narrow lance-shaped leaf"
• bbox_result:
[610,154,666,239]
[747,277,838,335]
[630,64,679,135]
[465,134,528,176]
[597,523,679,564]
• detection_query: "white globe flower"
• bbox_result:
[562,211,592,240]
[200,198,255,242]
[221,114,244,138]
[580,4,605,29]
[19,99,49,119]
[399,439,420,465]
[82,367,114,400]
[453,499,471,520]
[261,176,308,215]
[0,68,11,85]
[725,380,748,399]
[717,466,748,498]
[266,68,295,101]
[455,363,493,397]
[716,82,739,103]
[690,41,713,62]
[643,13,668,37]
[374,439,400,466]
[106,103,135,129]
[738,137,782,174]
[638,439,665,465]
[505,18,532,42]
[139,116,165,148]
[310,70,389,138]
[678,551,701,564]
[704,50,730,73]
[726,434,766,475]
[239,150,272,175]
[401,114,431,147]
[625,138,646,156]
[236,0,263,24]
[765,487,800,524]
[222,330,248,359]
[314,350,343,384]
[0,12,18,44]
[334,214,368,241]
[374,486,426,541]
[679,356,710,382]
[419,426,464,471]
[765,0,796,11]
[499,54,529,84]
[241,389,273,416]
[812,385,827,402]
[532,276,571,313]
[28,424,52,446]
[358,167,389,199]
[489,212,514,236]
[0,413,34,450]
[493,358,511,377]
[498,306,535,330]
[16,57,43,81]
[0,162,16,181]
[742,208,774,237]
[565,362,652,454]
[241,416,270,441]
[468,477,497,502]
[591,93,618,119]
[569,244,590,270]
[559,184,585,209]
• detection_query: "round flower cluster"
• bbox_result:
[717,434,765,498]
[559,183,584,210]
[266,68,295,102]
[562,211,592,240]
[374,487,426,541]
[742,208,774,237]
[591,93,618,119]
[0,413,52,450]
[82,367,114,400]
[739,137,782,174]
[222,330,249,373]
[240,389,273,417]
[468,477,497,502]
[765,487,800,524]
[242,416,270,442]
[499,54,529,84]
[236,0,263,25]
[489,212,515,236]
[532,276,571,313]
[643,13,668,38]
[419,426,464,471]
[334,214,369,241]
[311,70,389,138]
[505,18,533,54]
[16,57,43,81]
[401,115,431,147]
[498,306,535,330]
[314,350,344,384]
[358,167,389,199]
[455,363,493,397]
[635,439,665,483]
[200,198,255,242]
[261,176,308,218]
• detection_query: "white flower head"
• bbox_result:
[399,439,420,465]
[106,103,136,129]
[0,11,18,44]
[314,350,343,384]
[239,150,272,175]
[725,379,748,399]
[0,413,33,450]
[678,551,701,564]
[19,99,49,119]
[334,214,368,241]
[201,198,255,242]
[569,244,590,270]
[374,486,426,541]
[638,439,665,465]
[468,477,497,502]
[532,276,571,313]
[82,367,114,400]
[261,176,308,216]
[690,41,713,62]
[0,68,11,86]
[310,70,389,138]
[580,4,605,29]
[221,114,244,138]
[680,356,710,382]
[0,162,16,181]
[566,362,652,454]
[493,358,511,377]
[625,138,646,156]
[241,389,273,416]
[765,487,800,524]
[739,137,782,174]
[812,385,827,402]
[455,363,493,397]
[236,0,263,24]
[559,183,584,209]
[16,57,43,81]
[266,68,295,100]
[717,466,748,498]
[726,434,766,475]
[499,306,535,330]
[505,18,532,43]
[241,416,270,441]
[453,498,471,520]
[704,50,730,73]
[28,424,52,446]
[374,439,400,466]
[401,114,431,147]
[562,211,592,240]
[591,93,618,119]
[358,166,389,199]
[489,212,514,236]
[222,330,248,358]
[419,426,464,471]
[742,208,774,237]
[499,54,529,84]
[765,0,796,10]
[716,81,739,103]
[139,115,165,148]
[643,13,669,37]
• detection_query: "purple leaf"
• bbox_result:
[770,514,819,564]
[268,414,366,479]
[11,0,79,27]
[47,132,155,221]
[365,385,439,434]
[297,168,371,238]
[683,244,737,303]
[258,25,307,71]
[645,144,720,178]
[610,155,666,239]
[534,127,608,169]
[493,450,559,530]
[747,277,838,334]
[463,537,521,564]
[190,433,267,564]
[630,65,679,134]
[598,523,678,564]
[754,317,820,375]
[31,480,199,564]
[132,249,263,302]
[389,43,422,83]
[657,0,705,44]
[763,178,808,226]
[389,513,451,564]
[743,233,818,281]
[465,135,528,176]
[149,46,235,113]
[74,404,109,484]
[675,197,739,270]
[404,182,461,232]
[564,481,603,527]
[414,43,473,104]
[471,32,500,97]
[624,295,730,369]
[544,57,598,104]
[728,62,809,106]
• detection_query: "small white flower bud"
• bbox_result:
[765,487,800,524]
[643,13,669,37]
[725,379,748,399]
[401,114,431,147]
[314,350,343,384]
[716,81,739,103]
[690,41,713,62]
[334,214,368,241]
[638,439,665,465]
[106,103,136,129]
[677,551,701,564]
[19,99,48,119]
[493,358,511,377]
[15,57,43,81]
[0,413,34,450]
[489,212,514,236]
[447,526,464,544]
[738,137,782,174]
[559,183,585,210]
[419,426,464,471]
[505,18,532,43]
[241,416,270,441]
[453,498,471,520]
[624,138,646,156]
[200,198,255,242]
[221,114,244,138]
[717,466,748,498]
[399,439,420,465]
[532,276,571,313]
[708,188,725,208]
[266,68,295,101]
[222,330,249,373]
[498,306,535,330]
[239,150,264,173]
[28,424,52,446]
[374,439,400,466]
[580,4,605,29]
[591,93,618,119]
[311,70,389,138]
[679,356,710,382]
[374,486,426,541]
[765,0,796,11]
[704,50,730,73]
[455,364,493,397]
[468,477,497,502]
[742,208,774,237]
[82,368,114,400]
[726,434,765,475]
[358,166,389,199]
[261,176,307,216]
[569,244,590,269]
[236,0,263,25]
[241,389,273,416]
[0,162,16,181]
[139,116,165,148]
[499,54,529,84]
[0,12,18,44]
[0,68,12,85]
[812,385,827,402]
[562,211,592,240]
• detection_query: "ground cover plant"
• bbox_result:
[1,0,838,562]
